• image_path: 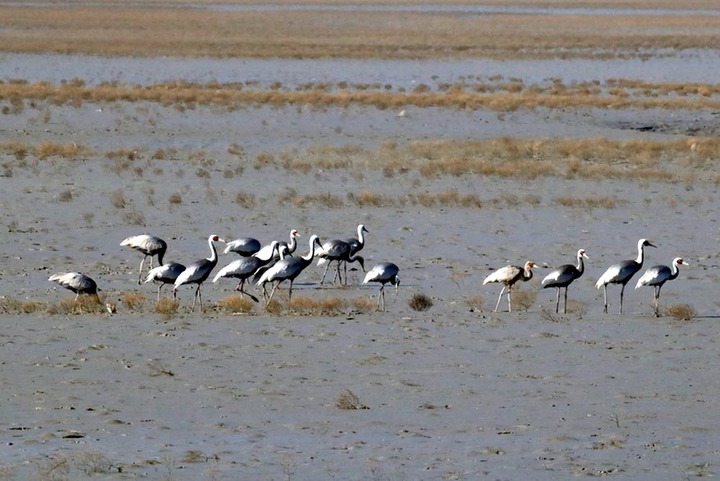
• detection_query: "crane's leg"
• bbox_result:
[157,283,162,302]
[320,261,332,285]
[493,286,506,312]
[555,287,561,313]
[654,285,662,317]
[507,286,513,313]
[379,285,386,311]
[619,284,625,314]
[563,287,569,314]
[288,280,294,302]
[602,285,608,313]
[343,261,348,286]
[266,281,281,306]
[173,286,179,301]
[335,262,343,286]
[138,256,147,285]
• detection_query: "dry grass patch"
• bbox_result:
[36,141,89,159]
[553,195,622,209]
[408,293,433,312]
[335,389,369,410]
[347,190,387,207]
[57,189,73,202]
[288,192,345,208]
[53,296,107,315]
[351,296,376,313]
[0,297,47,314]
[287,295,346,315]
[121,291,146,311]
[512,289,537,312]
[154,298,179,318]
[264,299,284,314]
[123,210,145,226]
[465,294,484,312]
[665,303,696,321]
[217,295,254,314]
[234,191,256,208]
[109,189,126,209]
[168,193,183,204]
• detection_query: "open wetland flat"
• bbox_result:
[2,1,720,479]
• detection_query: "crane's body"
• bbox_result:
[121,234,168,284]
[635,257,687,317]
[223,237,261,257]
[542,249,588,313]
[596,239,655,314]
[213,241,279,302]
[173,235,224,311]
[483,261,538,313]
[362,262,400,311]
[255,229,300,261]
[144,262,186,301]
[256,235,321,306]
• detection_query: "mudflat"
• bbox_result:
[2,4,720,480]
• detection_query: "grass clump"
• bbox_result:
[234,191,256,208]
[217,295,254,314]
[121,291,146,311]
[665,303,695,321]
[335,389,369,410]
[154,298,179,318]
[288,295,346,315]
[0,297,47,314]
[408,293,433,311]
[109,189,126,209]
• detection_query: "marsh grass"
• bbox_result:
[351,296,376,313]
[665,303,696,321]
[53,295,107,315]
[0,297,47,314]
[335,389,369,410]
[553,195,623,209]
[217,295,254,314]
[288,295,346,315]
[408,293,433,312]
[109,189,126,209]
[512,289,537,312]
[154,298,179,318]
[121,291,146,311]
[36,141,88,159]
[465,294,484,312]
[264,299,284,314]
[234,191,256,208]
[57,189,73,202]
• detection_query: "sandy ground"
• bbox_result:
[2,51,720,480]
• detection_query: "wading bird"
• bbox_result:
[362,262,400,311]
[483,261,538,313]
[173,235,224,311]
[49,272,114,313]
[317,224,369,285]
[596,238,655,314]
[144,262,186,301]
[635,257,687,317]
[542,249,589,313]
[223,237,261,257]
[121,234,168,284]
[213,241,279,303]
[256,235,321,306]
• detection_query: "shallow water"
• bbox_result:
[3,50,720,86]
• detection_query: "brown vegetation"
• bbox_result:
[0,2,718,60]
[217,295,254,314]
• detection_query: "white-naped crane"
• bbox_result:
[256,235,321,306]
[635,257,688,317]
[223,237,261,257]
[315,238,365,285]
[144,262,186,301]
[173,235,224,311]
[48,272,115,313]
[213,241,279,303]
[120,234,168,284]
[317,224,368,285]
[254,229,300,261]
[542,249,589,314]
[362,262,400,311]
[596,238,655,314]
[483,260,538,313]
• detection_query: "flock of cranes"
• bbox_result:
[482,238,686,317]
[49,230,684,316]
[48,225,402,312]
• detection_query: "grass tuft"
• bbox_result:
[335,389,369,410]
[408,293,433,311]
[665,303,695,321]
[217,295,254,314]
[154,298,179,319]
[121,291,146,311]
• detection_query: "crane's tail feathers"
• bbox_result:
[317,258,328,267]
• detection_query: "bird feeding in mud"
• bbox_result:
[362,262,400,311]
[48,272,115,313]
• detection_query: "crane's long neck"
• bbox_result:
[157,247,166,266]
[635,242,645,265]
[523,265,534,281]
[576,253,585,275]
[287,233,297,254]
[669,260,681,280]
[356,225,366,248]
[257,241,278,262]
[301,236,319,262]
[207,237,218,264]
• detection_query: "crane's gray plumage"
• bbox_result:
[144,262,186,301]
[49,272,112,312]
[596,238,655,314]
[635,257,687,317]
[315,238,365,285]
[483,261,538,313]
[256,235,321,306]
[542,249,588,314]
[121,234,168,284]
[362,262,400,311]
[223,237,261,256]
[173,235,224,311]
[213,241,279,303]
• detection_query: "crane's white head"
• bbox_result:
[578,249,589,259]
[290,229,300,238]
[639,238,656,249]
[675,257,688,267]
